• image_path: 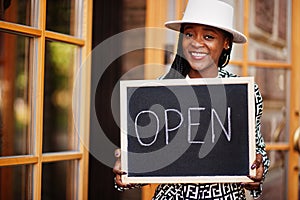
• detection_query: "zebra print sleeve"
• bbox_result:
[250,83,270,199]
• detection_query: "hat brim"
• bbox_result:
[165,20,247,44]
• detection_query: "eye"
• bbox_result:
[204,34,215,40]
[184,32,193,38]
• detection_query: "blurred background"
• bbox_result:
[0,0,299,199]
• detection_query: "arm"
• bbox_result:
[243,84,270,198]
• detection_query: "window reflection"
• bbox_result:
[0,0,32,26]
[249,67,289,143]
[231,0,244,61]
[0,32,32,156]
[42,160,78,200]
[248,0,289,62]
[46,0,76,35]
[259,150,286,200]
[0,165,33,199]
[43,40,77,153]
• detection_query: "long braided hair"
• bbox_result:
[163,26,233,79]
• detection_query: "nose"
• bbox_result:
[191,37,204,48]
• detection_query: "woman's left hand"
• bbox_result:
[242,154,264,191]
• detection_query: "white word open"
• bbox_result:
[134,107,232,147]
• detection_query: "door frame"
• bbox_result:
[144,0,299,199]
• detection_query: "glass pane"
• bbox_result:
[46,0,76,35]
[0,32,32,156]
[248,0,290,62]
[0,165,33,200]
[43,40,77,152]
[42,160,78,200]
[0,0,32,26]
[248,67,289,143]
[231,0,245,61]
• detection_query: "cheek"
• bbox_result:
[211,44,224,58]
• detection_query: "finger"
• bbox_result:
[242,182,261,190]
[115,148,121,158]
[251,154,262,169]
[248,159,264,182]
[113,149,126,175]
[247,175,261,183]
[248,166,263,181]
[113,160,126,175]
[113,168,127,175]
[115,175,130,188]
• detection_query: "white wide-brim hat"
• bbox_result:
[165,0,247,43]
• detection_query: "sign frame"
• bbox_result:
[120,77,256,184]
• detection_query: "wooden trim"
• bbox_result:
[265,143,290,151]
[41,152,82,163]
[0,21,41,37]
[144,0,168,80]
[230,60,291,69]
[247,61,291,69]
[242,0,249,76]
[288,0,300,199]
[175,0,186,20]
[0,156,38,166]
[32,0,47,199]
[45,31,85,46]
[77,0,93,199]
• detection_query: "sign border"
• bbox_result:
[120,77,256,184]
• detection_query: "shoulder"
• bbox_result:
[218,68,238,78]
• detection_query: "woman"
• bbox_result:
[114,0,270,199]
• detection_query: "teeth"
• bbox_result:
[191,52,206,57]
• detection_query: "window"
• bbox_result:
[0,0,92,199]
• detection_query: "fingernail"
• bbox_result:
[115,149,121,158]
[251,163,257,169]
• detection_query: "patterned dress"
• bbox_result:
[115,68,270,200]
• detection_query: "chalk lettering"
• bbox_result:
[211,107,231,143]
[188,107,206,144]
[164,109,183,144]
[135,110,159,146]
[134,107,232,146]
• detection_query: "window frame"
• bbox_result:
[0,0,92,199]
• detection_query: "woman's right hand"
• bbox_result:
[113,149,132,188]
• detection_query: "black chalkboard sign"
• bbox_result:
[120,77,256,184]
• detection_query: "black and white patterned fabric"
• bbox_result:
[115,68,270,200]
[153,183,245,200]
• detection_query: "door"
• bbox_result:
[144,0,300,199]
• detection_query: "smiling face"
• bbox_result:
[182,24,231,78]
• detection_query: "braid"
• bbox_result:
[218,33,233,68]
[218,47,232,68]
[163,30,191,79]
